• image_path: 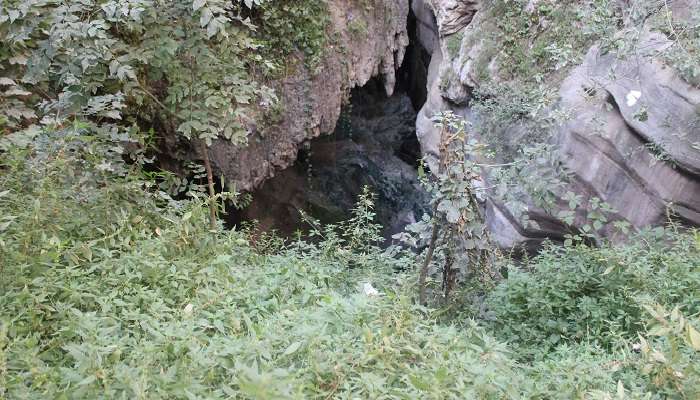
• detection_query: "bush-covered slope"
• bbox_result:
[1,131,699,399]
[487,236,700,355]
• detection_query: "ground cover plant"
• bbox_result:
[1,130,699,399]
[1,0,699,398]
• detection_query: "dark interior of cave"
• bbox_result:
[226,10,431,241]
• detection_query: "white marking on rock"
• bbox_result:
[626,90,642,107]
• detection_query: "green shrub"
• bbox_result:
[0,1,279,145]
[1,129,699,399]
[486,233,700,358]
[0,132,523,399]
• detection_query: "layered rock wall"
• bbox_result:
[416,0,700,248]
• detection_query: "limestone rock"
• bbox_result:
[412,0,439,53]
[175,0,410,192]
[418,0,700,249]
[556,33,700,229]
[429,0,480,36]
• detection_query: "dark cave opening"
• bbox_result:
[227,9,431,242]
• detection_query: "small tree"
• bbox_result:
[395,112,499,305]
[405,111,635,305]
[1,0,275,229]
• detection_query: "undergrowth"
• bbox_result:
[1,131,699,398]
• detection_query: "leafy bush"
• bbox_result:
[2,128,699,399]
[485,232,700,357]
[632,304,700,399]
[0,1,281,144]
[0,131,521,399]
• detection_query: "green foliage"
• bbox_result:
[257,1,330,72]
[301,186,387,269]
[1,131,699,399]
[397,112,498,305]
[0,0,279,144]
[0,132,519,399]
[633,305,700,398]
[523,344,647,399]
[492,0,619,79]
[485,230,700,358]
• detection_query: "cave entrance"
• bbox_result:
[228,10,431,243]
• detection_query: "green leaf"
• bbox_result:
[193,0,206,11]
[283,341,302,356]
[687,324,700,351]
[409,375,430,390]
[200,7,213,27]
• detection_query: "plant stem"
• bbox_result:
[199,141,217,231]
[419,124,450,305]
[419,203,440,306]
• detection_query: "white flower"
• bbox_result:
[183,303,194,315]
[626,90,642,107]
[362,282,380,297]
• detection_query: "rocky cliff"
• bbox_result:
[205,0,410,192]
[232,82,429,240]
[415,0,700,248]
[186,0,698,248]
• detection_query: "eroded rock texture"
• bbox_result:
[557,34,700,231]
[205,0,410,192]
[417,0,700,248]
[429,0,480,36]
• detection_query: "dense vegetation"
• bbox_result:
[1,130,699,398]
[1,0,699,399]
[0,0,329,161]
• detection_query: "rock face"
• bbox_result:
[205,0,410,192]
[416,0,700,248]
[557,34,700,231]
[429,0,479,36]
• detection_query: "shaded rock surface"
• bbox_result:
[417,0,700,248]
[232,82,430,240]
[170,0,410,192]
